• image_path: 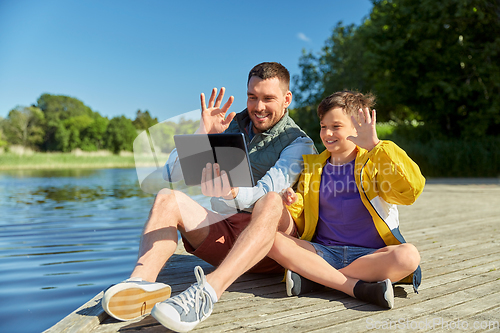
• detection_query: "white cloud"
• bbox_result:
[297,32,311,43]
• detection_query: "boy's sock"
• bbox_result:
[353,279,394,309]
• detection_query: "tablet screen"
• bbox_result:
[173,133,255,187]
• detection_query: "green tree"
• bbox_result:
[80,114,109,151]
[37,94,94,150]
[146,117,200,154]
[363,0,500,139]
[1,106,45,149]
[36,94,110,151]
[133,110,158,130]
[0,117,9,148]
[105,116,138,154]
[292,0,500,141]
[291,23,370,146]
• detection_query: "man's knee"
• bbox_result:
[255,191,283,210]
[394,243,420,272]
[156,188,175,202]
[149,189,182,224]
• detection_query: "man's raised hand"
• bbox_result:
[347,108,380,152]
[197,87,236,134]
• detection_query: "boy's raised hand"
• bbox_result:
[347,108,380,152]
[197,87,236,134]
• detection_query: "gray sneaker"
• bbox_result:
[151,266,214,332]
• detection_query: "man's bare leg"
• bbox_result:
[130,188,218,282]
[206,191,296,298]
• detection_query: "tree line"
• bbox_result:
[0,94,199,154]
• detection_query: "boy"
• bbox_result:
[267,90,425,308]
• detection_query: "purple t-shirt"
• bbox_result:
[312,159,386,248]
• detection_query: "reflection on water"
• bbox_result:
[31,183,151,202]
[0,168,159,333]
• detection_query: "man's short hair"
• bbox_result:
[317,90,376,122]
[247,62,290,92]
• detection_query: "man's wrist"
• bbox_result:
[222,187,239,200]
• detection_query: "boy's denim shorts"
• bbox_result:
[310,242,379,270]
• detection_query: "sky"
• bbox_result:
[0,0,373,122]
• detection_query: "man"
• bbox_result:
[102,62,316,332]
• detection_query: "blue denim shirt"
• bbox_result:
[163,136,317,214]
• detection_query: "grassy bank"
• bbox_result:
[0,151,138,170]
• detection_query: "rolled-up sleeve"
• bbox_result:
[162,148,183,183]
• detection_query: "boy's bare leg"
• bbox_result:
[268,232,357,297]
[130,188,217,282]
[206,192,296,298]
[339,243,420,283]
[268,231,420,295]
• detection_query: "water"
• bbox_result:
[0,168,159,333]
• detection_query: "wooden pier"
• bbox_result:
[46,179,500,332]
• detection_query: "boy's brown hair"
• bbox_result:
[317,90,376,122]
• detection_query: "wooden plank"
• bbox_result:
[43,291,107,333]
[296,272,500,333]
[192,261,500,333]
[46,182,500,332]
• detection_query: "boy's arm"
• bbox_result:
[347,108,425,206]
[284,172,306,236]
[367,141,425,205]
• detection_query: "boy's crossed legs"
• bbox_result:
[268,230,420,307]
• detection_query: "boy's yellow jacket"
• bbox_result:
[287,140,425,291]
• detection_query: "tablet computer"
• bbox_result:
[173,133,255,187]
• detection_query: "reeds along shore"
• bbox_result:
[0,148,138,170]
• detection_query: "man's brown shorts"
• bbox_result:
[181,211,296,274]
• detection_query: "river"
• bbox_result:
[0,168,176,333]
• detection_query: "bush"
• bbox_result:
[387,135,500,178]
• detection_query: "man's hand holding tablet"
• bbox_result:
[200,163,239,200]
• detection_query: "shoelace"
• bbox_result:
[171,266,213,319]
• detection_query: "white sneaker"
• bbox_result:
[152,266,214,332]
[102,277,171,321]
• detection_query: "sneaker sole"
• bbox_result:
[285,270,295,297]
[105,286,172,321]
[382,279,394,309]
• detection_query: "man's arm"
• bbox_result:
[217,136,317,210]
[162,148,183,183]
